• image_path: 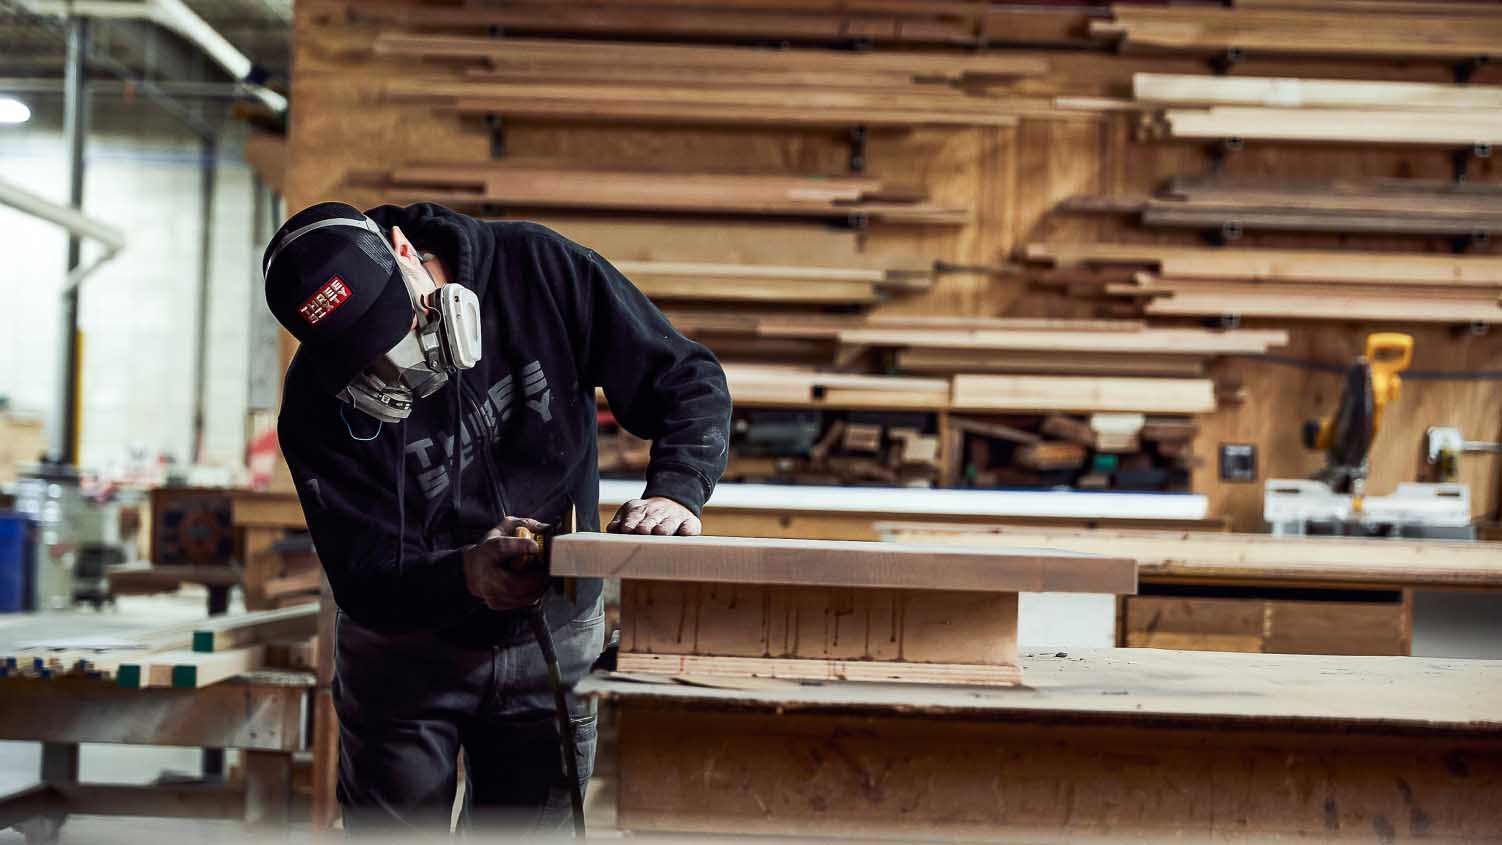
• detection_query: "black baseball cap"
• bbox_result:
[262,202,414,395]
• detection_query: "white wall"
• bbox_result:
[0,95,260,474]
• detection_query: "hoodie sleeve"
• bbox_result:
[548,238,731,515]
[278,398,482,631]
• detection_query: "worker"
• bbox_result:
[261,201,731,834]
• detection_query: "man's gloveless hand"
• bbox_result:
[607,497,701,536]
[462,517,550,610]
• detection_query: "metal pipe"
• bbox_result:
[19,0,287,114]
[190,136,216,464]
[51,15,89,467]
[0,178,124,256]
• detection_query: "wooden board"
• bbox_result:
[136,646,266,690]
[836,326,1288,354]
[877,524,1502,589]
[548,532,1137,594]
[615,653,1022,685]
[1135,72,1502,111]
[1161,106,1502,146]
[949,375,1217,414]
[192,605,320,653]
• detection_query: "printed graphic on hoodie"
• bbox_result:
[404,360,551,502]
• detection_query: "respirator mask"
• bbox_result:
[263,215,483,424]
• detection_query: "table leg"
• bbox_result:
[14,743,78,844]
[202,586,231,779]
[242,750,292,827]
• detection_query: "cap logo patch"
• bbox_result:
[298,275,353,326]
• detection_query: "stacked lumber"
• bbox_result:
[0,606,317,687]
[614,259,933,306]
[723,364,951,411]
[377,34,1042,129]
[950,375,1217,414]
[340,0,1095,50]
[1127,72,1502,146]
[948,413,1196,491]
[1024,243,1502,324]
[1063,176,1502,238]
[361,160,967,225]
[667,312,1284,376]
[1092,4,1502,62]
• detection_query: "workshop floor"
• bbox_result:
[0,589,618,844]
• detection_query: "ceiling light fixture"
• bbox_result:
[0,97,32,124]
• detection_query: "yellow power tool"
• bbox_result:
[1302,332,1414,498]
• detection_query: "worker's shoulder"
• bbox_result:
[488,220,601,265]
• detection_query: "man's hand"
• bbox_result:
[462,517,550,611]
[607,497,701,536]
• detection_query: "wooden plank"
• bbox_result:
[1026,242,1502,285]
[949,415,1042,445]
[0,675,310,751]
[723,365,951,410]
[587,647,1502,729]
[1016,441,1088,470]
[950,375,1217,414]
[616,654,1022,685]
[876,525,1502,589]
[137,646,265,690]
[632,275,881,304]
[836,326,1288,354]
[548,532,1137,595]
[1131,284,1502,324]
[192,605,319,652]
[1162,106,1502,146]
[1135,72,1502,110]
[622,581,1019,666]
[897,348,1209,378]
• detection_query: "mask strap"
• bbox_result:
[339,404,383,442]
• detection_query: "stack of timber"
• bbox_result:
[948,413,1196,491]
[1091,4,1502,62]
[335,0,1098,50]
[359,160,967,225]
[0,606,318,688]
[668,312,1284,377]
[1024,242,1502,324]
[1127,72,1502,147]
[611,259,934,307]
[1062,176,1502,239]
[377,33,1043,129]
[547,532,1137,685]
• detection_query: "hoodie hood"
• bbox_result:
[364,202,498,301]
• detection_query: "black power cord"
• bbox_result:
[525,607,586,839]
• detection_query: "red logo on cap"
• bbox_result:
[298,275,353,326]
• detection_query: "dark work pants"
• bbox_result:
[333,597,604,836]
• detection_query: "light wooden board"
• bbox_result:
[949,374,1217,414]
[897,348,1209,377]
[138,646,266,690]
[878,524,1502,589]
[837,326,1288,354]
[1135,72,1502,110]
[585,647,1502,728]
[1162,106,1502,146]
[193,605,319,653]
[548,532,1137,594]
[616,653,1021,686]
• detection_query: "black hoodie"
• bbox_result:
[277,203,731,644]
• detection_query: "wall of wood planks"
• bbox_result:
[283,1,1501,529]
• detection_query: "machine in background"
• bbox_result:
[1264,333,1473,539]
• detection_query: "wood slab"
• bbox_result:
[583,648,1502,730]
[548,532,1137,594]
[879,524,1502,589]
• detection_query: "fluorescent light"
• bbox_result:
[0,97,31,124]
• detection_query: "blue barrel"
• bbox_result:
[0,513,35,612]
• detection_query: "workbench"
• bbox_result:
[0,671,313,840]
[587,649,1502,841]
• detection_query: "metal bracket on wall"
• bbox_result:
[1451,56,1488,85]
[1206,136,1243,174]
[487,114,507,159]
[1208,47,1245,76]
[848,125,868,174]
[1451,143,1492,183]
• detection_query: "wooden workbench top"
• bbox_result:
[580,648,1502,735]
